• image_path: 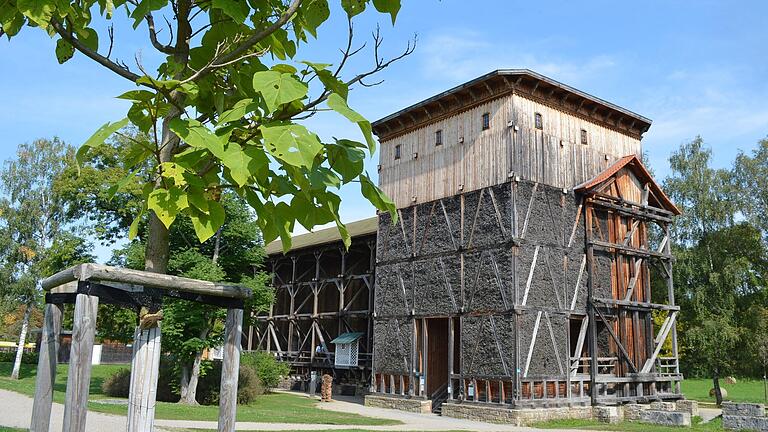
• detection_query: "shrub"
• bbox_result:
[0,350,39,364]
[101,358,178,401]
[241,351,290,391]
[197,361,264,405]
[100,356,265,405]
[101,368,131,397]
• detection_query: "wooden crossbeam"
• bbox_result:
[641,311,678,373]
[523,311,542,377]
[594,306,637,373]
[570,255,586,310]
[521,246,540,306]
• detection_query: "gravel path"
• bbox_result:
[0,388,580,432]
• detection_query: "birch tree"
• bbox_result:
[0,139,76,379]
[0,0,409,277]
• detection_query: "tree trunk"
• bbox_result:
[179,352,203,405]
[144,212,170,273]
[10,303,31,379]
[180,365,190,401]
[179,327,210,405]
[713,368,723,406]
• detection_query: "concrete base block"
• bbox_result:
[723,415,768,431]
[593,406,621,424]
[650,401,677,411]
[639,410,691,427]
[722,402,766,417]
[364,395,432,414]
[441,403,592,426]
[623,404,651,421]
[676,400,700,417]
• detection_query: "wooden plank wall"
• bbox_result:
[378,94,642,208]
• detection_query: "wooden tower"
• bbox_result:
[368,69,682,412]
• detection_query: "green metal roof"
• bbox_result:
[264,217,378,256]
[330,332,364,344]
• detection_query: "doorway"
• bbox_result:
[425,318,449,397]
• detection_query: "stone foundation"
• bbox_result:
[639,410,691,427]
[722,402,768,431]
[441,403,592,426]
[675,400,700,417]
[364,395,432,414]
[593,406,621,424]
[623,404,651,421]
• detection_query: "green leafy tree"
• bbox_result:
[734,137,768,237]
[1,0,406,276]
[0,139,93,379]
[112,193,271,403]
[664,136,768,401]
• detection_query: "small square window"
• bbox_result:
[435,129,443,146]
[482,112,490,130]
[394,144,401,160]
[534,112,543,130]
[580,129,588,145]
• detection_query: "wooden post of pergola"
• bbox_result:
[32,263,252,432]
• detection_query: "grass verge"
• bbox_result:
[681,378,768,404]
[0,362,398,426]
[534,417,722,431]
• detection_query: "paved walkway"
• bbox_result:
[0,388,591,432]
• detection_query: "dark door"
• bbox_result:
[426,318,449,397]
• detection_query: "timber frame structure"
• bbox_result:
[261,70,684,411]
[252,219,377,387]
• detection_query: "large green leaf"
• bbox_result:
[130,0,167,28]
[168,118,226,160]
[147,186,189,229]
[55,39,75,64]
[260,123,322,168]
[327,93,376,152]
[76,118,129,170]
[212,0,250,23]
[327,140,365,183]
[17,0,54,27]
[252,71,307,112]
[217,98,254,124]
[189,200,225,242]
[300,0,330,37]
[372,0,401,24]
[360,173,397,222]
[221,143,253,187]
[341,0,366,17]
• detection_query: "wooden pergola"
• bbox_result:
[30,263,252,432]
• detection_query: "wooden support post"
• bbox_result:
[62,293,99,432]
[448,317,454,400]
[584,205,598,406]
[31,303,63,432]
[127,325,162,432]
[218,308,243,432]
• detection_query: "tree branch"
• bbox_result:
[50,19,141,83]
[146,13,176,54]
[191,0,303,81]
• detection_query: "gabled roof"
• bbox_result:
[264,217,378,256]
[372,69,652,141]
[575,155,681,215]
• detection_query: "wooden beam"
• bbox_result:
[31,303,63,432]
[523,311,542,377]
[127,325,162,432]
[43,264,252,299]
[218,308,243,432]
[62,294,99,432]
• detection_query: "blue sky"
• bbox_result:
[1,0,767,261]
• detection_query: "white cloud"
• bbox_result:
[419,30,616,86]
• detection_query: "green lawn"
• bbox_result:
[681,378,768,404]
[535,417,722,431]
[0,428,23,432]
[0,362,398,426]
